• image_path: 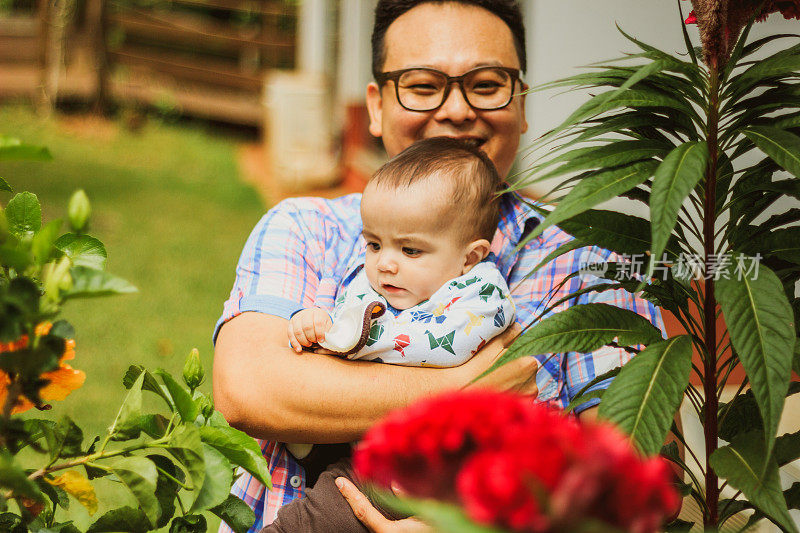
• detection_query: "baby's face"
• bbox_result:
[360,179,474,310]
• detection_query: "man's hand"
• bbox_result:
[287,307,332,353]
[461,323,539,397]
[336,477,432,533]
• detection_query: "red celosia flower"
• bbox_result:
[354,390,680,533]
[685,10,698,23]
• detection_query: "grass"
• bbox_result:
[0,104,268,530]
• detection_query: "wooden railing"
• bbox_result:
[0,0,297,126]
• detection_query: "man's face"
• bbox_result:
[366,3,528,179]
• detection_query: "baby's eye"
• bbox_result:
[366,242,381,252]
[402,247,422,257]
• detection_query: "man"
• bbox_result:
[213,1,662,531]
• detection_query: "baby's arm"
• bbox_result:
[287,307,332,353]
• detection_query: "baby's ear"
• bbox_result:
[462,239,491,274]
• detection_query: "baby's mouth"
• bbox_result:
[381,283,405,293]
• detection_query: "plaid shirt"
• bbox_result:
[215,192,662,532]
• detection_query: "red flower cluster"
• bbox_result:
[354,391,680,533]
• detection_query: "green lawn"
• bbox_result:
[0,105,269,530]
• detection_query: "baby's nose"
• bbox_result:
[377,256,397,272]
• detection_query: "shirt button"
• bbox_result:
[289,475,302,488]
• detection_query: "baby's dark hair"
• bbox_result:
[369,137,501,242]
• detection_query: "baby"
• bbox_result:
[268,137,516,532]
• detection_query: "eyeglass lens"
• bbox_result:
[397,68,514,111]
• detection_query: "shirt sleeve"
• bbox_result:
[508,229,664,414]
[351,263,516,367]
[213,199,329,343]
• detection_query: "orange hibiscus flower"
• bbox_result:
[0,323,85,414]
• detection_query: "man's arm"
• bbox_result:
[213,312,536,443]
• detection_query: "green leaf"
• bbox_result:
[169,515,207,533]
[665,518,694,532]
[749,227,800,265]
[649,142,709,277]
[199,425,272,488]
[0,137,53,161]
[43,416,84,461]
[149,454,180,528]
[710,432,798,533]
[123,365,175,410]
[736,43,800,87]
[5,191,41,236]
[154,370,198,423]
[166,424,206,495]
[189,444,232,512]
[564,388,605,414]
[527,160,658,242]
[0,245,31,272]
[0,177,10,193]
[108,372,144,439]
[719,389,764,443]
[481,303,663,380]
[598,336,692,455]
[63,266,137,298]
[87,506,151,533]
[676,0,697,64]
[525,238,587,279]
[54,234,107,270]
[545,89,695,142]
[743,126,800,179]
[557,209,668,257]
[136,414,170,439]
[716,259,795,456]
[0,449,43,501]
[370,490,507,533]
[107,456,160,526]
[211,494,256,533]
[32,220,62,265]
[533,140,665,183]
[775,427,800,467]
[0,512,26,533]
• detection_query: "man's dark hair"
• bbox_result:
[371,0,526,79]
[370,137,502,242]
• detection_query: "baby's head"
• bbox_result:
[360,137,501,310]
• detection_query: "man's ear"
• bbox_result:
[366,82,384,138]
[519,82,529,134]
[462,239,491,274]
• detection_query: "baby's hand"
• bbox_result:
[287,307,332,353]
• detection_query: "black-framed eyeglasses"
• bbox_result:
[375,66,522,112]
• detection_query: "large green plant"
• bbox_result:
[488,2,800,531]
[0,137,270,532]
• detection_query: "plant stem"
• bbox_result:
[27,436,170,481]
[703,65,721,528]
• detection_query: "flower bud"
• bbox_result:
[68,189,91,233]
[195,392,215,420]
[182,348,205,390]
[44,256,72,301]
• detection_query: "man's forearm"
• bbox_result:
[213,312,471,443]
